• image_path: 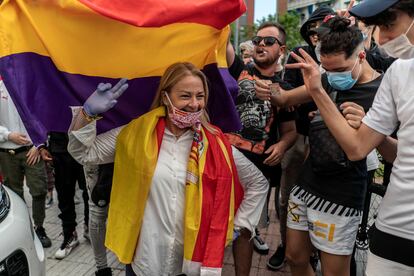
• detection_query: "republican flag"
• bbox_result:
[0,0,245,145]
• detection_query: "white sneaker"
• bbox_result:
[253,229,269,255]
[55,231,79,259]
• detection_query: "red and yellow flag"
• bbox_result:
[0,0,244,144]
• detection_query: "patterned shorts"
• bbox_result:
[287,186,362,255]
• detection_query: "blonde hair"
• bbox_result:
[239,40,254,53]
[150,62,217,133]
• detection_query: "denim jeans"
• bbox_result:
[84,164,110,270]
[89,199,109,269]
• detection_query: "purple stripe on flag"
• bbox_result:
[0,52,240,145]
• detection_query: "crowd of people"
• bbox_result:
[0,0,413,275]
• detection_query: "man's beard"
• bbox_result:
[253,55,279,69]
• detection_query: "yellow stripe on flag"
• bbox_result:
[0,0,229,78]
[183,128,208,261]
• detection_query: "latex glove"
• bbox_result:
[83,78,129,116]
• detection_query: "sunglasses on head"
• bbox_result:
[252,36,282,47]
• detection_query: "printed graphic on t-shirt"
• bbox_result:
[235,70,272,142]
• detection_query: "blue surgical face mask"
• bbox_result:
[326,58,361,91]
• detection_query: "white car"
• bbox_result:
[0,183,45,276]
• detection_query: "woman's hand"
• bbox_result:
[83,78,129,116]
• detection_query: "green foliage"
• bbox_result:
[278,11,303,50]
[230,22,236,45]
[240,24,256,42]
[254,11,303,50]
[256,14,277,27]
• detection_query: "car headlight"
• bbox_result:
[0,184,10,223]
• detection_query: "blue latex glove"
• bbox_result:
[83,78,129,116]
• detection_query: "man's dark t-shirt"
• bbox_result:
[226,55,296,184]
[297,74,384,210]
[284,46,318,136]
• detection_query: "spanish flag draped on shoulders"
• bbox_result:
[106,106,244,275]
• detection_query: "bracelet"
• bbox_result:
[81,108,102,122]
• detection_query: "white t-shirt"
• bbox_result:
[362,59,414,241]
[366,150,380,172]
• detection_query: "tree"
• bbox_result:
[256,14,277,27]
[278,11,303,50]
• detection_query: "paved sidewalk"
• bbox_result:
[27,186,291,276]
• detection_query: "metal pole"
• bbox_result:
[234,18,240,54]
[275,0,279,21]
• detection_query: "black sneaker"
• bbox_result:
[253,229,269,255]
[95,267,112,276]
[267,244,285,270]
[35,226,52,248]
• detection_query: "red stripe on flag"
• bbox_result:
[191,128,241,267]
[79,0,246,29]
[155,119,165,156]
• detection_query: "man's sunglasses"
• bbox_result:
[251,36,282,47]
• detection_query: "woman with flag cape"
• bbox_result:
[67,62,269,276]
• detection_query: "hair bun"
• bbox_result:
[328,17,351,32]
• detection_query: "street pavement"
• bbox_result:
[26,186,291,275]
